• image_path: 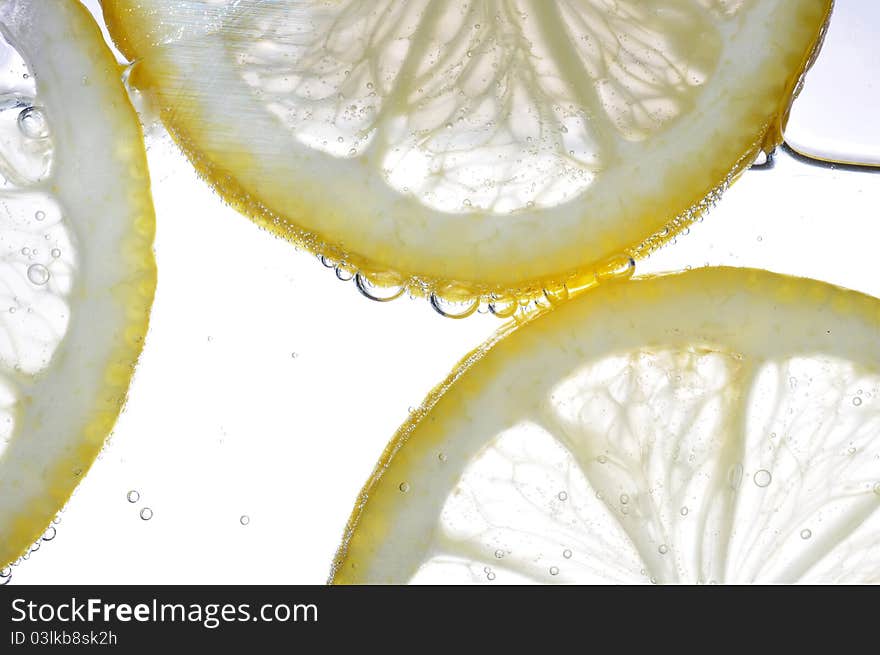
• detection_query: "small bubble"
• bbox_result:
[438,452,447,463]
[563,549,572,559]
[853,397,863,407]
[398,482,410,493]
[139,507,153,521]
[337,136,344,143]
[27,263,49,285]
[20,247,29,256]
[800,529,812,540]
[51,248,61,258]
[494,549,505,559]
[680,506,689,516]
[290,352,298,359]
[240,515,250,526]
[549,566,559,576]
[487,571,496,581]
[41,526,56,541]
[848,447,857,455]
[462,198,472,208]
[126,490,139,503]
[753,469,772,488]
[557,491,568,501]
[658,544,669,555]
[597,455,607,464]
[18,106,49,139]
[619,493,629,505]
[35,210,46,221]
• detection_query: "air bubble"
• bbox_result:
[139,507,153,521]
[853,397,863,406]
[549,566,559,576]
[18,106,49,139]
[486,571,496,581]
[429,293,479,319]
[488,295,518,318]
[126,490,139,503]
[335,264,355,282]
[543,284,569,305]
[557,491,568,501]
[658,544,669,555]
[619,494,629,505]
[680,506,689,516]
[597,455,607,464]
[563,549,572,559]
[398,482,410,493]
[51,248,61,258]
[438,452,447,463]
[800,529,812,540]
[494,549,505,559]
[35,210,45,221]
[41,526,56,541]
[240,515,250,526]
[27,263,49,285]
[355,272,405,302]
[753,469,772,488]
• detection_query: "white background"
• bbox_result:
[9,1,880,584]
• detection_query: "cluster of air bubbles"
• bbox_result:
[483,566,495,581]
[126,489,153,520]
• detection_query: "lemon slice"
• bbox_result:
[102,1,830,306]
[0,0,155,568]
[331,268,880,584]
[785,1,880,167]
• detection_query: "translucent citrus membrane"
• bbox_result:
[0,0,156,568]
[331,268,880,584]
[784,2,880,168]
[102,0,832,317]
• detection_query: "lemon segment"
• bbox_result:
[0,0,156,567]
[102,0,830,304]
[332,268,880,584]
